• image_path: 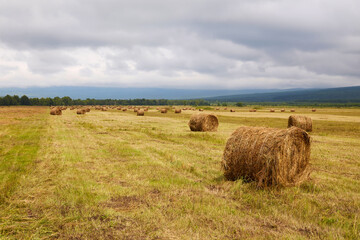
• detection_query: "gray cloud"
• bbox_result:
[0,0,359,89]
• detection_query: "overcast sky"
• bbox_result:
[0,0,359,89]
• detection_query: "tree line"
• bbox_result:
[0,95,211,106]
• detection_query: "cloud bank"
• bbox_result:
[0,0,359,89]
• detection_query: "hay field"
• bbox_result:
[0,106,359,239]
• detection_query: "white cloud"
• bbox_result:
[0,0,359,89]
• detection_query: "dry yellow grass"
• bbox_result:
[0,106,359,239]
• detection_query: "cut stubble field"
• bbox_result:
[0,106,359,239]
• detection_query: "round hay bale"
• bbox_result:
[270,109,275,112]
[281,109,285,112]
[230,109,235,112]
[50,107,62,115]
[288,115,312,132]
[117,107,122,110]
[144,108,148,111]
[222,126,311,187]
[85,108,90,112]
[188,113,219,132]
[312,109,316,112]
[199,109,204,111]
[224,107,227,110]
[77,109,86,115]
[122,108,127,112]
[137,109,144,116]
[161,109,167,113]
[134,108,138,112]
[249,109,257,112]
[216,107,220,110]
[290,109,295,112]
[175,109,181,113]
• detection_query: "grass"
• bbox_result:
[0,106,359,239]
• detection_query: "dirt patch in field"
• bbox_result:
[103,196,144,211]
[0,106,47,125]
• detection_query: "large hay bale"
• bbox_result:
[137,109,144,116]
[161,109,167,113]
[50,107,62,115]
[222,126,311,187]
[288,115,312,132]
[175,109,181,113]
[77,109,86,114]
[188,113,219,132]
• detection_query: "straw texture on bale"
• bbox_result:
[188,113,218,132]
[161,109,167,113]
[77,109,86,114]
[288,115,313,132]
[222,126,311,187]
[50,108,62,115]
[175,109,181,113]
[137,109,144,116]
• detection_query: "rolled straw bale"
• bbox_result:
[270,109,275,112]
[288,115,312,132]
[77,109,86,114]
[312,109,316,112]
[144,108,148,111]
[85,108,90,112]
[249,109,257,112]
[117,107,122,110]
[281,109,285,112]
[230,109,235,112]
[199,109,204,111]
[216,107,220,110]
[50,107,62,115]
[161,109,167,113]
[122,108,127,111]
[101,107,107,111]
[175,109,181,113]
[188,113,219,132]
[222,126,311,187]
[137,109,144,116]
[134,108,138,112]
[290,109,295,112]
[224,107,227,110]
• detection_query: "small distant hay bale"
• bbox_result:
[288,115,312,132]
[199,109,204,111]
[224,107,227,110]
[101,107,107,111]
[137,109,144,116]
[175,109,181,113]
[290,109,295,112]
[122,108,127,112]
[249,109,257,112]
[216,107,220,110]
[161,109,167,113]
[70,107,75,110]
[270,109,275,112]
[134,108,138,112]
[77,109,86,115]
[85,108,90,112]
[222,126,311,187]
[281,109,285,112]
[50,107,62,115]
[117,107,122,110]
[156,107,160,110]
[144,108,148,111]
[183,108,187,110]
[230,109,235,112]
[188,113,219,132]
[312,109,316,112]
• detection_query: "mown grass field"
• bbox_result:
[0,106,359,239]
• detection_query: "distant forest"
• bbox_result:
[0,95,210,106]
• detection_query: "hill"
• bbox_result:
[205,86,360,103]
